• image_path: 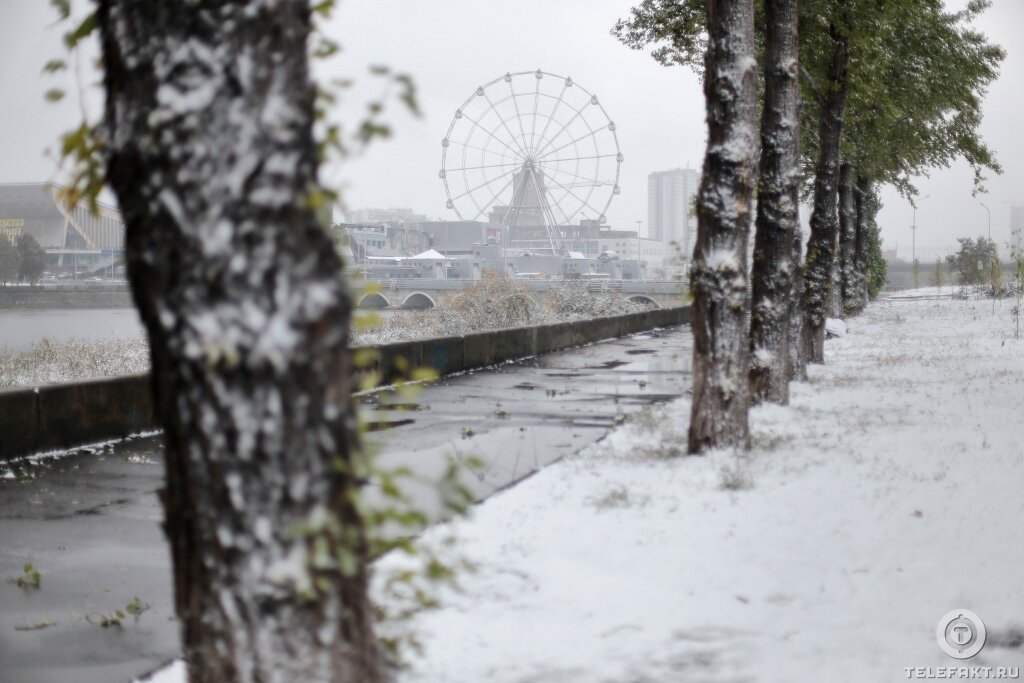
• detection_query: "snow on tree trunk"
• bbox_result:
[97,2,383,682]
[850,174,872,313]
[787,224,807,381]
[827,222,843,318]
[837,163,858,316]
[799,18,850,364]
[688,0,758,453]
[749,0,800,405]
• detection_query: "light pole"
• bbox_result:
[979,202,991,241]
[910,194,929,264]
[635,220,643,281]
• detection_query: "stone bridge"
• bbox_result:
[356,278,687,310]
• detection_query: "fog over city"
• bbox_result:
[2,0,1021,259]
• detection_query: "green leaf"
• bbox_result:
[42,59,66,74]
[50,0,71,20]
[44,89,65,103]
[313,39,340,59]
[63,12,97,50]
[312,0,334,17]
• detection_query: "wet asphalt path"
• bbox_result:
[0,324,692,683]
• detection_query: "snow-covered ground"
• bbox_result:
[138,294,1024,682]
[382,294,1024,682]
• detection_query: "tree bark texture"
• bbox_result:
[97,2,383,682]
[749,0,800,405]
[688,0,758,453]
[787,224,807,381]
[800,17,850,363]
[837,162,858,315]
[848,174,872,313]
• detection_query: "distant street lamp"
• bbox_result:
[979,202,992,241]
[910,194,929,263]
[635,219,643,281]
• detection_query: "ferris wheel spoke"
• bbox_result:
[543,173,605,220]
[459,110,526,161]
[540,159,612,187]
[541,153,620,165]
[531,82,568,157]
[536,127,605,162]
[470,175,517,222]
[544,162,614,189]
[480,91,529,158]
[506,79,532,156]
[448,138,524,163]
[529,78,540,153]
[446,159,526,173]
[540,178,574,226]
[532,98,591,159]
[449,165,520,204]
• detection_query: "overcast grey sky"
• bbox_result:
[1,0,1021,259]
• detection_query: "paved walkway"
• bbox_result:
[0,325,692,683]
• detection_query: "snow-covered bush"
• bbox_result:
[0,337,150,389]
[353,277,653,346]
[2,282,655,387]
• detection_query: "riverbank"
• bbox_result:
[0,282,654,388]
[0,285,134,310]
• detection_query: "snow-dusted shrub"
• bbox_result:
[353,278,653,346]
[2,282,656,387]
[0,337,150,389]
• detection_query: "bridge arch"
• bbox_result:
[401,292,436,310]
[358,292,391,309]
[629,295,659,308]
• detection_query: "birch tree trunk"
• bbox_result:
[799,16,850,363]
[787,225,807,380]
[688,0,758,453]
[850,174,872,313]
[749,0,800,405]
[837,163,858,315]
[827,227,844,318]
[97,2,383,681]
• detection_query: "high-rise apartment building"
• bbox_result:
[1012,204,1024,255]
[647,167,699,257]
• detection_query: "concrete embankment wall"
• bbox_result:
[0,286,134,309]
[0,306,691,461]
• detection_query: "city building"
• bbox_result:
[594,229,680,270]
[418,220,486,255]
[343,207,427,225]
[0,182,124,275]
[1011,204,1024,255]
[647,167,699,254]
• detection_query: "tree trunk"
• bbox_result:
[97,3,383,682]
[849,174,872,313]
[749,0,801,405]
[688,0,758,453]
[799,16,850,363]
[827,226,843,318]
[787,224,807,381]
[837,163,857,315]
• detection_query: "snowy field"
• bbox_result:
[139,294,1024,682]
[380,294,1024,682]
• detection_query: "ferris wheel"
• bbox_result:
[439,70,622,253]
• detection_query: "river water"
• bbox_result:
[0,307,415,353]
[0,308,145,352]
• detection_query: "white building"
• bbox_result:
[1011,205,1024,256]
[594,229,682,275]
[648,167,699,255]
